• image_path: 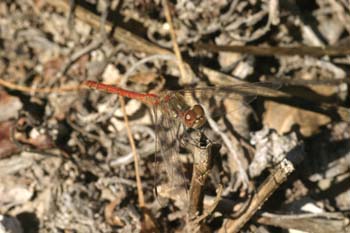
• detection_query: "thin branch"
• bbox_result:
[162,0,189,84]
[0,78,82,93]
[219,159,295,233]
[119,96,145,207]
[119,94,159,233]
[189,133,213,217]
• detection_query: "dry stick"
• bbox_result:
[161,0,189,84]
[219,159,295,233]
[0,78,83,93]
[187,134,225,232]
[119,96,159,233]
[188,134,213,217]
[119,97,145,207]
[119,96,160,232]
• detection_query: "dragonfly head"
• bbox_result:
[184,104,206,129]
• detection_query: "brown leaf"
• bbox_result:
[263,101,331,137]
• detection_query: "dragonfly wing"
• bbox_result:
[153,105,190,207]
[177,82,281,118]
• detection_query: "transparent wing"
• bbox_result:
[176,82,281,117]
[153,104,190,207]
[179,82,281,97]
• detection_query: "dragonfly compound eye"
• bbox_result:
[184,105,206,129]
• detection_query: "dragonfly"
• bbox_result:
[83,80,279,206]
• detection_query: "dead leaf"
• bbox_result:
[263,101,331,137]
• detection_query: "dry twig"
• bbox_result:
[188,133,213,217]
[161,0,189,84]
[119,96,159,232]
[219,159,295,233]
[0,78,82,93]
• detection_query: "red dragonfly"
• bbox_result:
[84,80,278,204]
